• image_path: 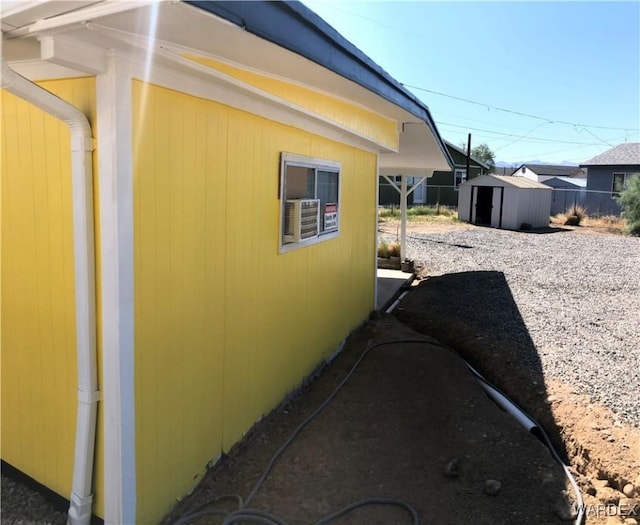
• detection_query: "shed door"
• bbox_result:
[475,186,494,225]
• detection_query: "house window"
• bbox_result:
[612,172,630,196]
[454,169,467,190]
[280,152,340,251]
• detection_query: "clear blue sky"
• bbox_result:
[302,1,640,165]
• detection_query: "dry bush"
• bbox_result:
[583,215,627,232]
[564,204,586,226]
[388,242,401,257]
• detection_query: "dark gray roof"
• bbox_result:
[581,143,640,166]
[542,177,587,189]
[515,164,583,177]
[492,166,517,176]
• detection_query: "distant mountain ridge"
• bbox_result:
[495,160,579,168]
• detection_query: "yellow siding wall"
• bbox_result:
[1,78,105,517]
[133,81,377,522]
[184,54,399,151]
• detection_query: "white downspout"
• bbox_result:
[1,54,99,525]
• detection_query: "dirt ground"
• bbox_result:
[164,316,579,525]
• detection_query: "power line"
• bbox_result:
[486,131,633,161]
[493,122,551,153]
[309,2,640,135]
[403,83,640,132]
[435,121,612,145]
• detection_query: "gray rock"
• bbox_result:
[484,479,501,496]
[443,458,459,478]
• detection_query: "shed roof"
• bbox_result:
[581,143,640,166]
[462,175,552,189]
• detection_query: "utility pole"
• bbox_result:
[466,133,471,182]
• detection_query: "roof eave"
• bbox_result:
[186,0,454,168]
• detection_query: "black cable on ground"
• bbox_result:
[172,339,429,525]
[172,337,583,525]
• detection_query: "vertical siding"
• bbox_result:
[457,185,471,222]
[132,81,376,522]
[1,77,105,516]
[490,187,502,227]
[502,188,519,230]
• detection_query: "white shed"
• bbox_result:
[458,175,552,230]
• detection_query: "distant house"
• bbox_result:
[542,177,587,215]
[379,141,488,207]
[511,163,585,183]
[580,143,640,215]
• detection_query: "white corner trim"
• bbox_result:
[96,53,136,525]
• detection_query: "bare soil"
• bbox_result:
[164,316,578,525]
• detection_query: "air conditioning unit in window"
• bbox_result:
[284,199,320,242]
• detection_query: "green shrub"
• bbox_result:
[377,241,390,258]
[378,207,400,218]
[407,205,436,216]
[617,173,640,236]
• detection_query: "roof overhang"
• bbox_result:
[380,122,451,176]
[2,0,453,170]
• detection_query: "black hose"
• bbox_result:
[172,339,428,525]
[172,337,583,525]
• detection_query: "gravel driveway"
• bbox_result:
[382,226,640,427]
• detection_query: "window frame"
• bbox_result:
[279,152,341,253]
[454,168,467,190]
[611,172,628,196]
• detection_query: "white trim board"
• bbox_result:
[96,53,136,525]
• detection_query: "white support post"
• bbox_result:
[97,53,136,525]
[400,175,407,261]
